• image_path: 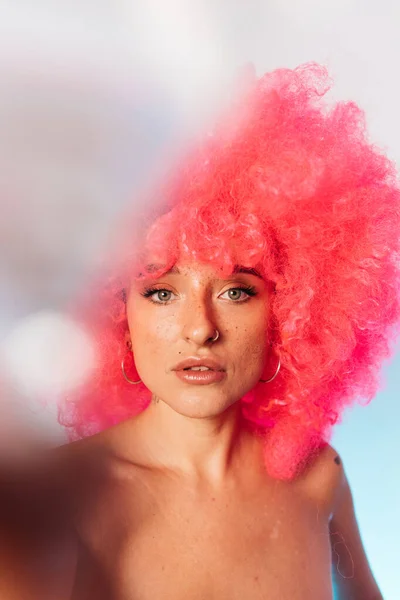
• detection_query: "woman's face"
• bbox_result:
[126,260,271,418]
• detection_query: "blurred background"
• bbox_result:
[0,1,399,597]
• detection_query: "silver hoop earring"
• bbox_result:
[260,356,281,383]
[121,347,142,385]
[211,329,219,342]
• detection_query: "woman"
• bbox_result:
[3,62,398,598]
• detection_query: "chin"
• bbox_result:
[166,390,239,419]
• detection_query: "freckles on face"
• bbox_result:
[125,262,271,411]
[232,322,268,380]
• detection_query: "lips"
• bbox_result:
[173,357,226,386]
[172,357,225,372]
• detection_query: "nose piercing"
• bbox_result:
[211,330,219,342]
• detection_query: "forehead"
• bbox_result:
[142,260,263,280]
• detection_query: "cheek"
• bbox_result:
[227,308,268,347]
[147,315,179,346]
[241,336,267,369]
[129,308,177,359]
[228,316,268,372]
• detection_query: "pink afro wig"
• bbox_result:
[59,63,400,481]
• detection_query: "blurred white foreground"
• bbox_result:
[0,1,241,425]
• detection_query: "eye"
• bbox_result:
[220,286,257,302]
[141,288,176,303]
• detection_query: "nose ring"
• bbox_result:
[211,329,219,342]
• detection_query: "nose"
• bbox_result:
[181,296,219,346]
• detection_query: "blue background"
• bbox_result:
[331,352,399,598]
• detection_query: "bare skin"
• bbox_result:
[0,432,382,600]
[0,260,383,599]
[69,422,333,600]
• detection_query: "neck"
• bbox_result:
[117,396,261,487]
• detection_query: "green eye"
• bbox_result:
[141,287,175,303]
[155,290,172,302]
[228,289,243,300]
[221,286,257,301]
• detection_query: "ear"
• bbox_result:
[124,330,132,349]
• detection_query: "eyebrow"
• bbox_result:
[232,265,263,279]
[145,264,263,279]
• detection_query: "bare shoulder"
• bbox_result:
[60,417,156,474]
[52,425,144,499]
[53,428,121,473]
[295,442,346,517]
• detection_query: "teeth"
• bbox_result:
[189,366,211,371]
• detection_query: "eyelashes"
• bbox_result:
[141,288,172,302]
[141,285,257,304]
[224,285,257,299]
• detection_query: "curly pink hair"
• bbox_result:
[59,63,400,480]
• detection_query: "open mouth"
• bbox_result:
[174,362,226,385]
[173,357,225,374]
[183,366,213,371]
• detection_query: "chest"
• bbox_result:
[75,477,334,600]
